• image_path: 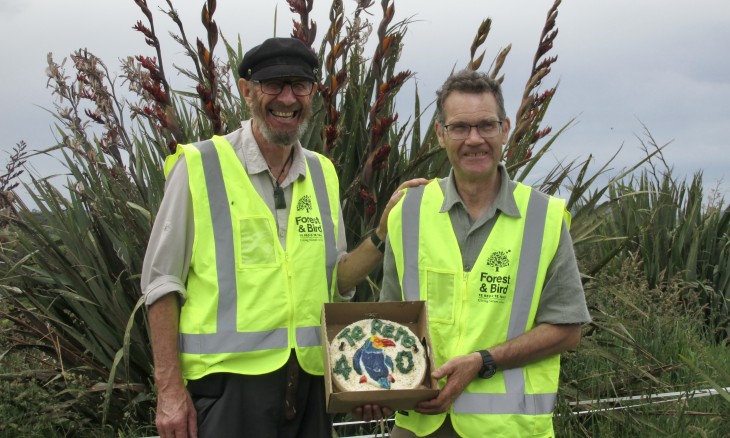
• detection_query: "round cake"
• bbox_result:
[329,318,427,391]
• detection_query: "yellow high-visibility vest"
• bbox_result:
[388,180,567,437]
[164,136,340,379]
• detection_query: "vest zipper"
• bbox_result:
[284,252,295,348]
[452,271,470,361]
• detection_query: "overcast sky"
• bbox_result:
[2,0,729,200]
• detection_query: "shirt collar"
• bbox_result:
[440,162,521,218]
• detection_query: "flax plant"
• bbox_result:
[555,253,730,436]
[553,132,730,435]
[599,160,730,342]
[0,50,160,430]
[0,142,27,219]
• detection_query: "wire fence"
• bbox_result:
[139,387,729,438]
[567,386,730,415]
[333,386,730,437]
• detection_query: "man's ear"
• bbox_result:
[434,121,446,149]
[239,78,252,105]
[500,117,511,145]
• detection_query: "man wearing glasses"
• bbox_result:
[376,69,590,437]
[142,37,424,437]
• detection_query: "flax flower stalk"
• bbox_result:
[132,0,183,150]
[505,0,561,168]
[0,142,27,219]
[289,0,317,45]
[468,19,491,71]
[196,0,223,135]
[321,0,348,154]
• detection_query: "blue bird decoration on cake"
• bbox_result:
[353,335,396,389]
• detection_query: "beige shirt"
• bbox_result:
[141,120,350,305]
[380,164,591,325]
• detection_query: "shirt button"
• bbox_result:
[279,229,286,239]
[464,264,471,271]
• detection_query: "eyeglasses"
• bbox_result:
[253,80,315,96]
[443,120,503,140]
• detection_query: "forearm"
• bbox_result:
[379,238,403,302]
[148,293,198,437]
[336,231,384,293]
[336,178,429,294]
[148,293,185,389]
[487,323,581,370]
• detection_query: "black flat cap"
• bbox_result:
[238,37,319,81]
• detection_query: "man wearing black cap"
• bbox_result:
[141,37,425,437]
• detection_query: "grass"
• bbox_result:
[0,323,90,437]
[555,256,730,437]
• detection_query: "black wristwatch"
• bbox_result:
[370,232,386,254]
[477,350,497,379]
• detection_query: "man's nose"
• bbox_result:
[276,84,298,104]
[465,125,484,143]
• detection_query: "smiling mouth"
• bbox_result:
[270,109,297,118]
[464,151,489,157]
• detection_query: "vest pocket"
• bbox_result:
[238,217,278,267]
[425,268,456,324]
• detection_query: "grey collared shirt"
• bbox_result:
[141,120,350,305]
[380,164,590,325]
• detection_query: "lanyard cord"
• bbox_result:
[268,146,295,209]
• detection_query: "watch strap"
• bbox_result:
[370,232,385,254]
[477,349,497,379]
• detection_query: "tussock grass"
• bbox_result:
[557,255,730,436]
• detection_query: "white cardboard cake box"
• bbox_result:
[321,301,439,413]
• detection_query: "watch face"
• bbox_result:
[479,365,497,379]
[479,350,497,379]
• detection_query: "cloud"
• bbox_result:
[0,0,26,17]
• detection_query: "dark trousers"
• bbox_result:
[187,354,332,437]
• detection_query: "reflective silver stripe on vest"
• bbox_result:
[178,326,321,354]
[296,325,322,348]
[304,152,337,301]
[501,190,548,397]
[179,142,334,354]
[454,189,555,415]
[199,140,237,334]
[401,186,557,415]
[401,185,425,301]
[181,328,288,354]
[453,392,557,415]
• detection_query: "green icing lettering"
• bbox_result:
[337,326,366,347]
[393,326,415,348]
[336,328,356,347]
[333,354,353,379]
[395,351,414,374]
[370,318,383,335]
[402,334,415,349]
[382,323,395,338]
[394,326,406,342]
[351,325,365,342]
